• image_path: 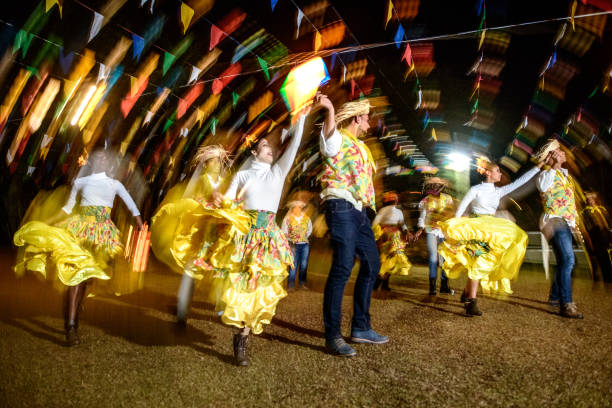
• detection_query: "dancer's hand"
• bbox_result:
[211,191,224,208]
[312,92,334,112]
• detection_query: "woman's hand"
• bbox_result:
[211,191,224,208]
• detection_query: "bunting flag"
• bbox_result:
[296,9,304,39]
[132,34,145,61]
[385,0,393,28]
[97,63,110,83]
[478,29,486,50]
[394,24,404,48]
[88,11,104,43]
[271,0,279,11]
[212,62,242,94]
[314,31,322,52]
[330,53,337,71]
[401,42,412,65]
[188,65,202,84]
[211,117,217,135]
[45,0,62,17]
[177,82,204,119]
[163,52,176,75]
[432,127,437,141]
[257,57,270,81]
[180,3,194,34]
[209,10,247,50]
[121,77,148,118]
[13,30,34,58]
[232,91,239,108]
[59,48,74,74]
[570,0,577,30]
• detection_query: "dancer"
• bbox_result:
[281,200,312,290]
[150,145,231,325]
[372,191,411,291]
[203,107,310,366]
[413,177,454,295]
[318,96,387,357]
[13,150,143,345]
[438,158,543,316]
[535,139,584,318]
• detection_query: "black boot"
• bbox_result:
[465,298,483,317]
[460,290,468,303]
[429,278,437,295]
[381,278,391,291]
[373,277,383,291]
[233,333,250,366]
[65,323,80,346]
[439,279,452,294]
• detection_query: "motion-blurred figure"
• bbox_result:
[536,139,584,318]
[413,177,454,296]
[13,149,143,346]
[371,191,411,291]
[281,200,312,290]
[582,191,612,282]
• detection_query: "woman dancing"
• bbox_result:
[14,150,143,345]
[438,158,543,316]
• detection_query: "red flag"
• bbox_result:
[121,78,149,118]
[212,63,242,95]
[209,24,224,50]
[209,9,246,50]
[177,82,204,118]
[401,43,412,65]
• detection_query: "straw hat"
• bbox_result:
[534,138,561,163]
[423,176,449,187]
[334,99,371,127]
[191,144,230,171]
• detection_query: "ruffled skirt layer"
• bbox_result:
[376,226,411,277]
[437,215,528,281]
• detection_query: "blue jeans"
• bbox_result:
[323,199,381,341]
[549,223,575,305]
[288,243,309,288]
[426,232,447,281]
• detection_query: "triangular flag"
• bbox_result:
[140,0,147,6]
[13,30,34,58]
[130,76,138,96]
[211,117,217,135]
[163,117,174,132]
[163,52,176,75]
[271,0,279,11]
[210,24,224,50]
[350,79,357,98]
[188,65,202,85]
[478,29,486,50]
[257,57,270,81]
[330,53,337,71]
[45,0,62,16]
[394,24,404,48]
[232,91,239,108]
[180,3,194,35]
[432,127,437,141]
[296,9,304,39]
[314,31,322,52]
[401,42,412,64]
[97,63,109,83]
[385,0,393,28]
[143,110,154,125]
[59,48,74,74]
[88,11,104,43]
[132,34,145,61]
[570,0,577,31]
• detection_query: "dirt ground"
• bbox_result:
[1,245,611,408]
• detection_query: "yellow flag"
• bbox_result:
[478,29,486,50]
[45,0,62,17]
[180,3,195,34]
[570,0,577,31]
[385,0,393,28]
[432,127,437,141]
[314,31,322,52]
[130,76,138,97]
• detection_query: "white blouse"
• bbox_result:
[455,167,539,217]
[225,115,306,213]
[372,205,407,230]
[62,172,140,216]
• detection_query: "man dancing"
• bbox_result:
[317,95,388,357]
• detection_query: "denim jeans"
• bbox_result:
[426,232,447,281]
[549,222,575,305]
[323,199,381,340]
[288,243,309,288]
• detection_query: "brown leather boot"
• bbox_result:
[560,303,584,319]
[233,333,250,366]
[465,298,482,317]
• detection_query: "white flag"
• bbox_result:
[88,11,104,43]
[188,65,202,85]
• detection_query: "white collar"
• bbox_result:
[206,174,221,189]
[89,172,108,179]
[250,158,271,172]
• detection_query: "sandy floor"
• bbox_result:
[1,245,611,407]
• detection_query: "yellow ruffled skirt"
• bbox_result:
[14,206,123,289]
[375,225,411,277]
[437,215,528,282]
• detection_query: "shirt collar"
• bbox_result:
[250,158,271,172]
